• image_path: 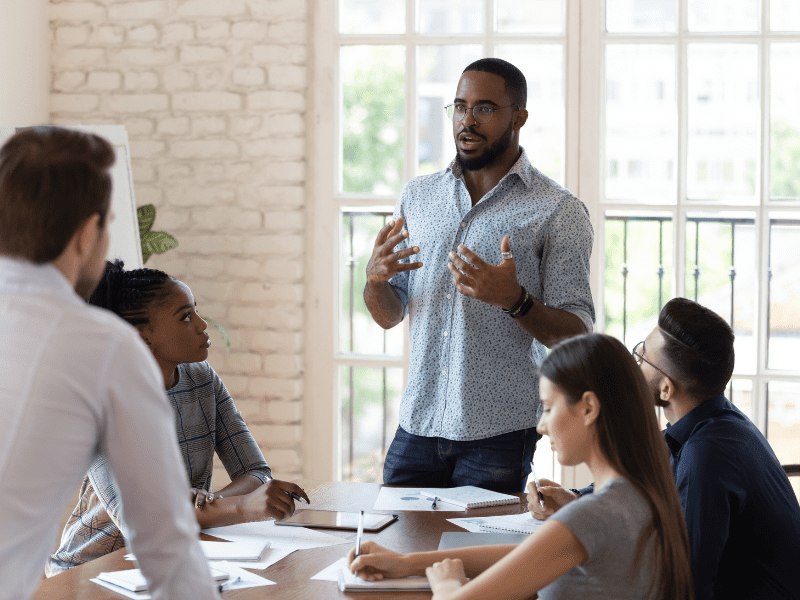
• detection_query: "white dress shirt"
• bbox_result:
[0,258,218,600]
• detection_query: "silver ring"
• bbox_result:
[501,251,513,260]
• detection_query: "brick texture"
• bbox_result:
[50,0,309,482]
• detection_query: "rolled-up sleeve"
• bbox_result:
[541,195,595,333]
[212,370,271,483]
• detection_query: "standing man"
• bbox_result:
[364,58,595,493]
[531,298,800,599]
[0,127,218,600]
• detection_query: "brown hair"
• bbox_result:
[540,333,694,600]
[0,126,114,263]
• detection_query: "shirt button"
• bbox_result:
[446,294,452,299]
[443,331,449,336]
[460,222,466,228]
[441,369,447,375]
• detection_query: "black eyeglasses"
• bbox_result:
[445,103,519,124]
[632,341,673,380]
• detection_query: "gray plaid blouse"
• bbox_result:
[46,361,271,575]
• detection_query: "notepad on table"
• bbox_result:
[337,569,431,592]
[420,486,521,509]
[199,539,270,561]
[475,512,544,534]
[94,567,228,592]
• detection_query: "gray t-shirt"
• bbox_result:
[538,477,658,600]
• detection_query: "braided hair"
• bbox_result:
[89,259,177,327]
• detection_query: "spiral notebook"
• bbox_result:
[420,486,521,509]
[475,513,545,534]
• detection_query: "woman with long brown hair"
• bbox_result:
[347,333,694,600]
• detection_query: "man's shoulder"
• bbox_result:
[403,169,453,192]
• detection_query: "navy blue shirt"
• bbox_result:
[665,395,800,599]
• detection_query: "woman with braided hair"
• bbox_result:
[46,259,308,576]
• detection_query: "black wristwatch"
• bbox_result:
[569,488,583,498]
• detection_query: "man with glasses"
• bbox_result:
[530,298,800,599]
[364,58,594,493]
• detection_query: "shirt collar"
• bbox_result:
[664,394,729,450]
[0,256,82,305]
[447,146,535,189]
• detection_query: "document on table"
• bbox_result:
[202,519,351,551]
[91,563,273,598]
[126,546,295,571]
[449,512,545,534]
[311,557,431,592]
[372,487,463,512]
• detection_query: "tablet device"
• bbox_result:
[275,510,398,531]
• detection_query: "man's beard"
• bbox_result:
[456,121,514,172]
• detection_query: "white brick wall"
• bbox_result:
[49,0,309,484]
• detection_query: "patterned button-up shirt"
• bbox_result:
[389,149,595,441]
[46,361,271,576]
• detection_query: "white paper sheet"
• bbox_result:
[372,488,464,512]
[202,520,351,551]
[199,539,270,561]
[311,557,431,591]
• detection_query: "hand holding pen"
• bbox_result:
[530,460,545,510]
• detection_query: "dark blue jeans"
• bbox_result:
[382,426,540,494]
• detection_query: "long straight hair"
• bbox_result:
[540,333,694,600]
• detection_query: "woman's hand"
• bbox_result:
[346,540,413,581]
[527,478,578,520]
[426,558,468,597]
[238,480,307,521]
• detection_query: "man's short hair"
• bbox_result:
[463,58,527,110]
[658,297,735,400]
[0,126,115,263]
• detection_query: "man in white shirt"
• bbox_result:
[0,127,219,600]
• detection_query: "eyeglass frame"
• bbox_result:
[632,340,675,381]
[444,102,520,124]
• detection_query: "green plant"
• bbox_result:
[137,204,178,263]
[201,316,231,350]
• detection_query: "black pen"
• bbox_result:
[355,510,364,558]
[285,490,310,504]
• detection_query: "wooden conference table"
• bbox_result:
[32,479,529,600]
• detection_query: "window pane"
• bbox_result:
[341,46,405,195]
[418,45,483,176]
[770,0,800,31]
[340,366,403,482]
[768,216,800,370]
[604,212,673,348]
[767,382,800,500]
[497,0,564,33]
[770,44,800,201]
[339,0,405,34]
[496,44,565,184]
[606,0,677,33]
[687,0,759,31]
[730,378,753,422]
[684,212,756,374]
[687,44,759,203]
[605,44,676,203]
[419,0,482,34]
[340,210,404,356]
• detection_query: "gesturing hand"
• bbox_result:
[366,217,423,285]
[447,235,522,309]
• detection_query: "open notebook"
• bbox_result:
[337,569,431,592]
[476,512,545,534]
[421,486,521,509]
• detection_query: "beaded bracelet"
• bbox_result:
[502,286,535,319]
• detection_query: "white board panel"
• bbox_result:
[0,125,142,269]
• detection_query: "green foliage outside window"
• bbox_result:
[342,48,405,194]
[771,120,800,199]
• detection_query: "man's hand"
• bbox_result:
[191,487,216,509]
[527,478,578,520]
[426,559,468,597]
[365,217,423,286]
[238,479,308,521]
[347,540,413,581]
[447,235,522,309]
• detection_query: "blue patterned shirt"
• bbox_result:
[389,150,594,440]
[46,361,271,576]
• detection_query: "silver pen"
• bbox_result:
[431,496,439,510]
[354,510,364,558]
[531,460,545,510]
[218,575,241,593]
